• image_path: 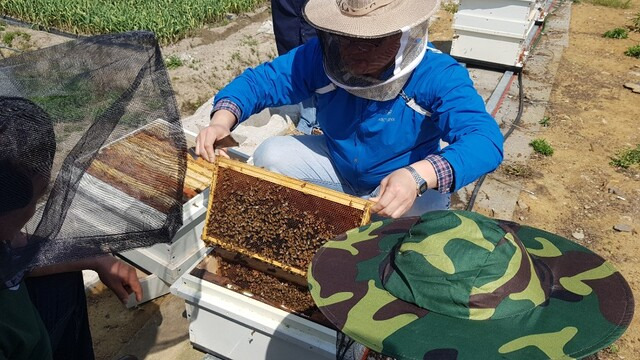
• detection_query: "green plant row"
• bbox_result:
[0,0,263,43]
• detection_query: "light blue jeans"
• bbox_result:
[253,135,450,218]
[295,95,318,135]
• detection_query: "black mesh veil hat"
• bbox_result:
[303,0,437,101]
[316,20,429,101]
[0,31,187,288]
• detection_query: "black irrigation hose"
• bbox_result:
[503,71,525,141]
[466,70,524,211]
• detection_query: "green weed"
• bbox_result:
[33,81,94,123]
[2,31,30,47]
[539,116,551,127]
[241,35,258,47]
[605,343,620,354]
[442,2,459,13]
[501,163,533,178]
[2,32,16,46]
[164,55,184,69]
[530,138,554,156]
[580,0,631,8]
[610,144,640,169]
[603,27,628,39]
[624,44,640,58]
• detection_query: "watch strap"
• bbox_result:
[404,165,428,197]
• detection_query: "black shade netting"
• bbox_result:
[0,31,187,288]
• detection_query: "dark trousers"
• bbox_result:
[271,0,319,133]
[271,0,317,55]
[25,271,95,360]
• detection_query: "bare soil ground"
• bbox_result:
[514,2,640,359]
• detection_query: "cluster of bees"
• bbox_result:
[217,258,317,316]
[207,169,360,270]
[204,167,363,322]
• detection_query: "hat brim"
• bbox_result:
[308,212,634,359]
[303,0,441,38]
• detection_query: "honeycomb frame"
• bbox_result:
[202,157,372,278]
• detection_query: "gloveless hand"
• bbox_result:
[195,109,237,163]
[93,256,143,304]
[370,167,418,218]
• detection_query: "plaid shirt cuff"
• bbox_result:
[211,99,242,125]
[426,154,454,193]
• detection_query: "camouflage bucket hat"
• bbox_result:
[308,210,634,359]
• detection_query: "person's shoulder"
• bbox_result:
[287,37,322,63]
[408,44,472,95]
[412,43,469,83]
[420,42,460,69]
[292,37,321,54]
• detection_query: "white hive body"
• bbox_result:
[450,0,547,67]
[172,254,338,360]
[88,121,213,306]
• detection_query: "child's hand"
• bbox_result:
[94,256,143,304]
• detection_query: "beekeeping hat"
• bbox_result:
[303,0,441,101]
[308,210,634,359]
[0,31,187,288]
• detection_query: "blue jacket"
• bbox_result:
[215,37,504,193]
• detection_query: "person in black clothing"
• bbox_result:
[271,0,319,134]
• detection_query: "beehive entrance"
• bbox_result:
[203,158,371,280]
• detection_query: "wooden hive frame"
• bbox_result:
[85,119,216,206]
[202,157,372,278]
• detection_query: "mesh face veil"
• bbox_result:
[0,32,187,288]
[318,19,429,101]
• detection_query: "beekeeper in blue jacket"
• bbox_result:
[196,0,504,219]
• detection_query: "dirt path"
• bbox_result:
[161,6,278,117]
[514,2,640,358]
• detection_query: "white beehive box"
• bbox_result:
[76,120,223,306]
[171,254,337,360]
[450,0,545,67]
[117,127,209,306]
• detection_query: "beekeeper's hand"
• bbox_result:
[370,161,437,218]
[195,109,237,162]
[94,256,143,305]
[370,168,418,218]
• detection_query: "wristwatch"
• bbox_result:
[404,165,429,197]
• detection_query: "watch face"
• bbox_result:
[418,181,428,195]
